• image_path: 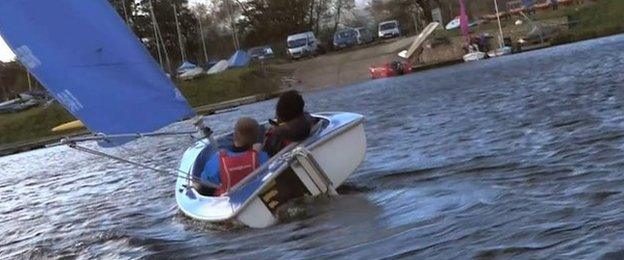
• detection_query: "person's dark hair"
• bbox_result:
[276,90,305,122]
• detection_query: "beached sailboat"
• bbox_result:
[0,0,366,228]
[487,0,513,58]
[172,2,204,80]
[0,94,38,114]
[459,0,485,62]
[369,22,439,79]
[398,22,440,59]
[177,61,204,80]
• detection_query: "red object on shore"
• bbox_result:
[369,61,413,79]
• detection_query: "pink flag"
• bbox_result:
[459,0,470,43]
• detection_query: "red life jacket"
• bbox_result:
[215,150,259,196]
[264,128,293,153]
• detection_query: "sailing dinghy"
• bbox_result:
[179,113,365,227]
[0,0,366,228]
[487,0,512,58]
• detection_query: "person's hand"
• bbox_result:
[253,143,263,152]
[191,180,202,191]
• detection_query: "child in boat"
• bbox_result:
[198,117,270,196]
[263,90,314,156]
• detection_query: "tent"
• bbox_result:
[228,50,251,68]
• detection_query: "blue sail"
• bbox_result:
[0,0,195,143]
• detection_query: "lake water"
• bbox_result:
[2,34,624,259]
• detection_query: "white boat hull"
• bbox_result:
[487,46,512,58]
[179,67,205,80]
[206,60,229,75]
[176,112,366,228]
[463,51,486,62]
[398,22,440,59]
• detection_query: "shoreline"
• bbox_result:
[0,90,288,157]
[1,33,621,157]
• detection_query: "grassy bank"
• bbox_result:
[552,0,624,44]
[177,65,286,107]
[0,65,287,146]
[0,104,74,145]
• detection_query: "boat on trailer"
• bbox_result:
[0,0,367,229]
[177,112,366,228]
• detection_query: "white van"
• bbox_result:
[378,20,401,39]
[286,32,319,59]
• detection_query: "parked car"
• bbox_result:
[333,28,358,50]
[248,45,274,60]
[355,27,374,45]
[378,20,401,39]
[286,31,320,59]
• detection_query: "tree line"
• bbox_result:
[107,0,513,69]
[1,0,447,100]
[106,0,445,69]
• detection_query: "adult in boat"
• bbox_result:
[264,90,314,156]
[195,117,270,196]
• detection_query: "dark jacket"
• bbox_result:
[264,113,313,156]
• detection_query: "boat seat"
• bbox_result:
[310,117,327,136]
[192,144,216,180]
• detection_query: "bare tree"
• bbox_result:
[333,0,356,32]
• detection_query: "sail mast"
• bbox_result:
[149,0,172,73]
[458,0,469,44]
[224,0,240,50]
[121,0,131,26]
[173,2,187,62]
[494,0,505,49]
[26,70,32,91]
[198,14,209,63]
[148,0,163,69]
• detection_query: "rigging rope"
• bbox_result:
[68,142,219,189]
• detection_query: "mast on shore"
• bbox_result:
[173,2,187,62]
[149,0,172,73]
[121,0,131,26]
[198,15,209,64]
[494,0,505,49]
[224,0,240,50]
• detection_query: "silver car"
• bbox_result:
[355,27,373,44]
[378,20,401,39]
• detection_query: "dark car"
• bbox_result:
[248,45,274,60]
[333,28,358,50]
[355,27,374,45]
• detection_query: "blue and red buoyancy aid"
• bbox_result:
[215,150,259,196]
